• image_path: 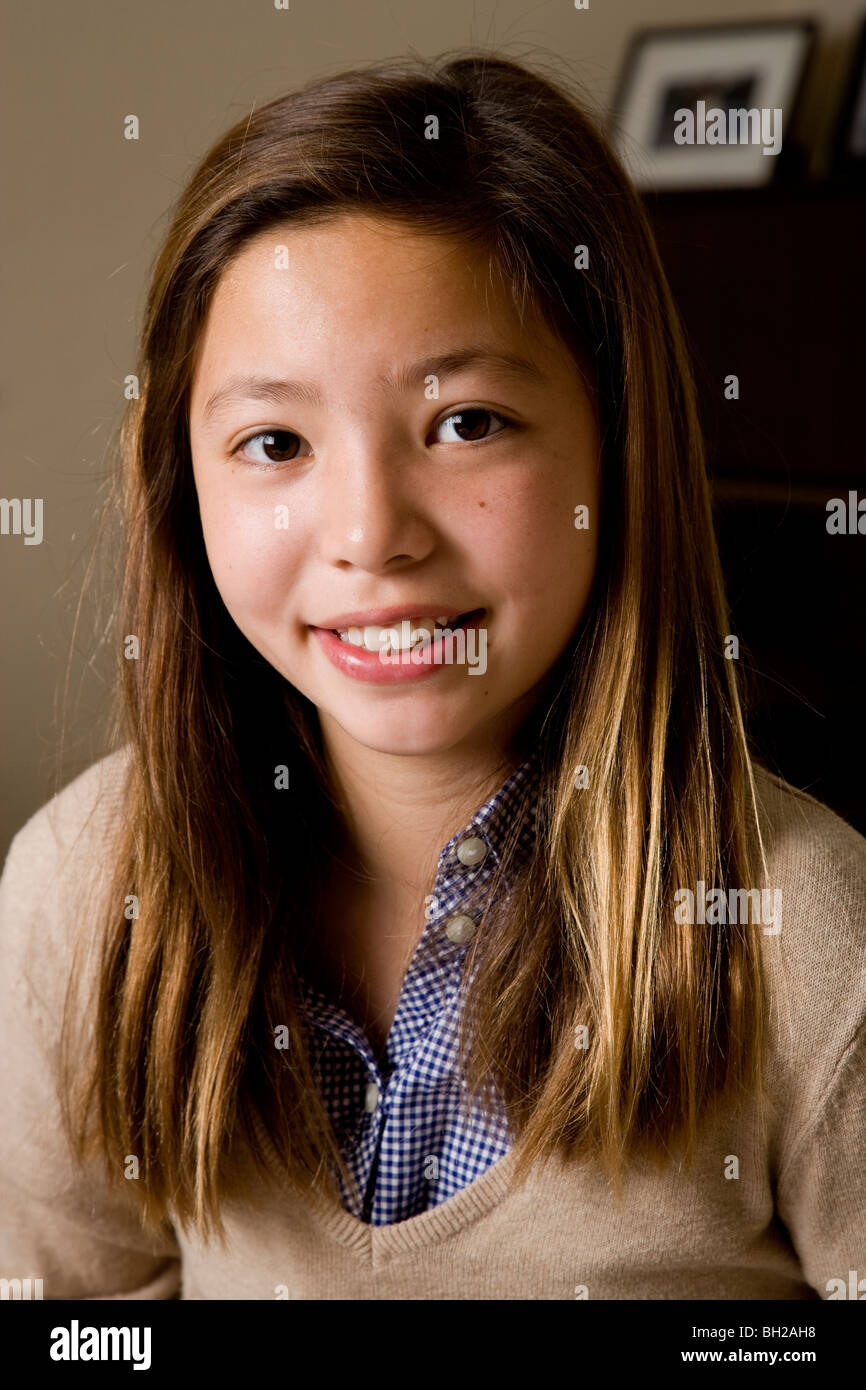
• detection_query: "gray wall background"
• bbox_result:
[2,0,862,856]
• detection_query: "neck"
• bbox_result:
[317,706,541,902]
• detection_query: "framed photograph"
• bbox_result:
[832,17,866,181]
[611,20,815,190]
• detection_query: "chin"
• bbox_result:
[328,706,478,758]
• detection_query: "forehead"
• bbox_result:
[213,212,507,311]
[189,213,566,391]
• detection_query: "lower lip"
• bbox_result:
[309,611,486,684]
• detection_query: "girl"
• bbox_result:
[1,50,864,1301]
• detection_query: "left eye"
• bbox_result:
[432,408,510,444]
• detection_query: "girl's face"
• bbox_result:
[188,213,600,759]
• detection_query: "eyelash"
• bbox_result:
[229,407,517,469]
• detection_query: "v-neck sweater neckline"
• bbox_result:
[249,1107,522,1259]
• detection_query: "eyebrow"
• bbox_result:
[200,346,547,423]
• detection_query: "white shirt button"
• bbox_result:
[364,1082,379,1112]
[456,835,488,867]
[444,913,477,944]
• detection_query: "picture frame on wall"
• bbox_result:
[832,17,866,182]
[610,20,815,191]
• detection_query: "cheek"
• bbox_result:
[472,469,598,624]
[197,485,303,617]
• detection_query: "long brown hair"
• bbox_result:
[60,48,769,1242]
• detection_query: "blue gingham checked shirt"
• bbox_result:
[299,749,542,1226]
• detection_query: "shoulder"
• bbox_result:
[0,746,133,1016]
[748,762,866,1132]
[751,761,866,897]
[3,744,132,879]
[750,761,866,971]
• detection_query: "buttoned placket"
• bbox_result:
[358,824,498,1223]
[300,752,541,1225]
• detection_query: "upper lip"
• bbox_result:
[313,604,481,630]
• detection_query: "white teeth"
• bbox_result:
[334,615,462,651]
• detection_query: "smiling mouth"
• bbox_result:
[331,609,485,651]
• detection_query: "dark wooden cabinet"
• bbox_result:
[646,187,866,831]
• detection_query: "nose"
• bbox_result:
[316,436,435,573]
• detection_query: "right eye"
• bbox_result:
[230,430,311,468]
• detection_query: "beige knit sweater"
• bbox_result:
[1,748,865,1300]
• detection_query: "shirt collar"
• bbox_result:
[299,746,543,1028]
[434,744,543,886]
